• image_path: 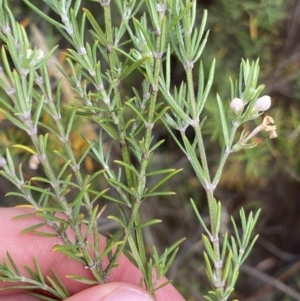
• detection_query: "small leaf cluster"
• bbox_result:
[0,252,69,301]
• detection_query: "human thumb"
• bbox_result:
[65,282,155,301]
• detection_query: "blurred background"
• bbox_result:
[0,0,300,300]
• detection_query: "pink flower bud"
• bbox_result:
[230,98,244,114]
[252,96,271,112]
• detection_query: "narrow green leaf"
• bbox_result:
[83,8,107,46]
[146,168,176,177]
[6,252,21,276]
[230,236,238,264]
[52,149,69,162]
[77,143,94,166]
[198,58,215,115]
[0,109,28,131]
[148,139,165,153]
[89,188,109,204]
[230,268,239,288]
[23,0,64,29]
[31,231,58,237]
[46,275,68,299]
[98,238,123,263]
[152,105,169,124]
[89,169,106,183]
[153,279,172,292]
[222,251,232,282]
[28,292,61,301]
[113,160,139,176]
[5,192,30,201]
[162,119,187,154]
[0,285,39,291]
[134,219,162,230]
[120,56,150,80]
[168,1,195,30]
[69,183,90,209]
[148,168,182,193]
[23,265,38,281]
[221,232,229,261]
[102,194,127,205]
[144,0,159,31]
[33,95,44,128]
[38,122,60,139]
[231,216,241,248]
[182,136,207,186]
[202,234,217,263]
[30,177,52,184]
[52,246,86,264]
[107,215,126,228]
[65,106,78,138]
[193,8,207,50]
[109,178,134,196]
[36,207,65,213]
[215,201,222,234]
[33,257,45,285]
[253,209,261,227]
[203,252,215,288]
[143,191,175,198]
[98,122,120,141]
[20,222,47,234]
[84,205,98,239]
[66,274,99,284]
[159,87,192,123]
[12,213,35,220]
[35,212,68,225]
[229,77,235,101]
[57,160,72,180]
[162,247,179,276]
[160,15,168,52]
[127,235,146,277]
[190,198,211,235]
[241,234,259,264]
[240,208,247,233]
[216,94,230,148]
[203,295,214,301]
[125,100,147,123]
[22,185,55,197]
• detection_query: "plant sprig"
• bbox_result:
[0,0,276,300]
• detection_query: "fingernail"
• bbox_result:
[103,285,154,301]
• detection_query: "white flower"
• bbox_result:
[230,98,244,114]
[252,95,271,112]
[231,115,277,152]
[262,115,277,138]
[244,115,277,143]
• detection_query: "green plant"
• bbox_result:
[0,0,277,300]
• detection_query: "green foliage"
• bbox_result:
[0,252,69,301]
[0,0,279,300]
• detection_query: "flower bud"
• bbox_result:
[28,154,40,170]
[252,95,271,112]
[26,48,44,60]
[26,49,33,58]
[230,98,244,114]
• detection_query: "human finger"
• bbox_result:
[0,208,185,301]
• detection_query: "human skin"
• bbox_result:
[0,208,186,301]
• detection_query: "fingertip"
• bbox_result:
[65,282,155,301]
